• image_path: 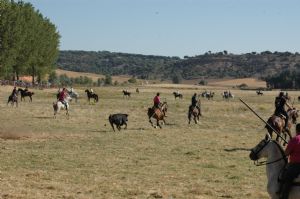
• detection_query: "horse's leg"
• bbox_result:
[193,114,196,124]
[124,122,127,130]
[30,96,32,102]
[188,112,191,124]
[157,119,162,128]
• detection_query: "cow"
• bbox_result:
[108,114,128,132]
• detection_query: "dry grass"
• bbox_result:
[0,85,299,198]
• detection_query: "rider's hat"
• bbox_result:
[157,92,160,96]
[279,91,284,96]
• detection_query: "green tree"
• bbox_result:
[104,74,112,85]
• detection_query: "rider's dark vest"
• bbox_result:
[275,96,286,110]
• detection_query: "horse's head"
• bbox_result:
[249,134,271,161]
[85,89,89,93]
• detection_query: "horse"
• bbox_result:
[18,88,34,102]
[173,92,183,99]
[7,94,18,107]
[266,108,299,145]
[147,102,168,128]
[222,91,234,99]
[68,91,79,103]
[123,90,131,98]
[188,99,201,124]
[85,89,98,103]
[256,90,264,96]
[205,92,214,100]
[249,134,300,199]
[53,94,72,118]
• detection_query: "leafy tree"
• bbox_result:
[128,77,137,83]
[104,74,112,85]
[172,73,182,84]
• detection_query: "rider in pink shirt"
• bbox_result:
[58,88,67,109]
[280,123,300,199]
[153,92,161,108]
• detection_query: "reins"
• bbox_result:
[253,140,287,167]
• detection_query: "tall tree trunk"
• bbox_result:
[16,71,19,80]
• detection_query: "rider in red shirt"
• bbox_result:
[58,88,67,109]
[153,92,161,108]
[280,123,300,199]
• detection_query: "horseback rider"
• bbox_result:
[24,86,28,93]
[90,88,94,94]
[11,86,17,97]
[153,92,161,110]
[279,123,300,199]
[58,88,68,109]
[189,93,201,116]
[275,91,292,131]
[152,92,167,117]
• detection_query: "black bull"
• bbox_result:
[109,114,128,132]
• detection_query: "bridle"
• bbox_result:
[251,139,287,166]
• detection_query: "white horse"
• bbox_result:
[53,95,72,118]
[249,134,300,199]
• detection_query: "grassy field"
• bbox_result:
[0,85,299,199]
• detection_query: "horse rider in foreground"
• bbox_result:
[58,88,68,109]
[189,93,201,116]
[279,123,300,199]
[275,91,292,131]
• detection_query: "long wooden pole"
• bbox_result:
[239,98,288,144]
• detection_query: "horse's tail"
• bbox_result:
[53,102,58,111]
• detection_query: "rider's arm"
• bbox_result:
[285,102,292,110]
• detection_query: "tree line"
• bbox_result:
[57,50,300,88]
[0,0,60,83]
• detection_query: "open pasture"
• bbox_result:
[0,85,299,199]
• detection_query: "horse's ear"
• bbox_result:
[265,133,271,141]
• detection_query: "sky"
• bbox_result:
[24,0,300,57]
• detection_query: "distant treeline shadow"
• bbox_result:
[224,148,251,152]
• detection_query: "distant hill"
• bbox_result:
[56,50,300,82]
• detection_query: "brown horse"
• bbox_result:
[266,108,299,144]
[188,99,201,124]
[147,102,168,128]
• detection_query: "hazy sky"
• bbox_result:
[24,0,300,57]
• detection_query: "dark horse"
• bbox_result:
[256,90,263,96]
[147,102,168,128]
[18,88,34,102]
[7,94,18,107]
[85,89,98,103]
[266,108,299,145]
[173,92,183,99]
[123,90,131,98]
[188,99,201,124]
